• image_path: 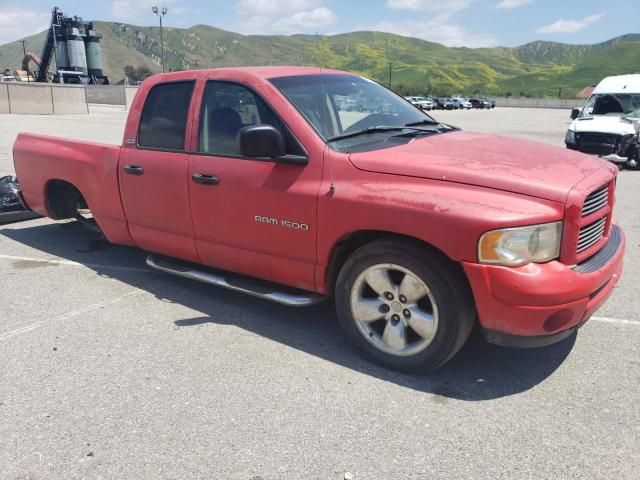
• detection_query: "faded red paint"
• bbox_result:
[13,67,625,339]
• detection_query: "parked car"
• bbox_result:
[566,74,640,170]
[404,96,433,111]
[404,96,420,107]
[438,98,457,110]
[469,98,492,109]
[452,97,472,109]
[415,97,434,110]
[482,97,496,108]
[13,67,625,371]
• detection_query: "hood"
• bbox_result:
[571,115,637,135]
[348,131,614,203]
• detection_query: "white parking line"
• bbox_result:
[591,316,639,326]
[0,290,144,342]
[1,256,637,335]
[0,253,154,274]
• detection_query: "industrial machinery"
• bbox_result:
[28,7,109,85]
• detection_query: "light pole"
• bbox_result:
[152,6,168,73]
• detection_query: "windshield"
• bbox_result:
[269,74,440,142]
[579,93,640,118]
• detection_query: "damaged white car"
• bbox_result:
[566,74,640,170]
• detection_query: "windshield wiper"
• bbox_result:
[327,125,437,142]
[405,119,442,127]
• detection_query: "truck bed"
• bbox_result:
[13,133,134,245]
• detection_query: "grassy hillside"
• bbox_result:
[0,22,638,98]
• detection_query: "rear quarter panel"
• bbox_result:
[13,133,133,245]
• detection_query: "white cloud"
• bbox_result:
[236,0,322,17]
[367,19,498,47]
[111,0,188,22]
[536,12,606,34]
[0,8,49,46]
[273,8,337,33]
[235,0,336,35]
[496,0,533,8]
[380,0,493,47]
[386,0,473,15]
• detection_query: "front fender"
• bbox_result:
[315,156,564,293]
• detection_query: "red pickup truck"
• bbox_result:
[13,67,625,371]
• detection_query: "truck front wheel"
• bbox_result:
[335,239,475,371]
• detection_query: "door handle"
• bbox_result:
[123,164,144,175]
[192,173,219,185]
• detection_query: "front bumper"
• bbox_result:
[463,225,625,347]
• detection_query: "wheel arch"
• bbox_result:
[323,230,470,296]
[45,178,88,219]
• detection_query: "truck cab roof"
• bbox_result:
[146,66,349,82]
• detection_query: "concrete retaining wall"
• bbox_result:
[85,85,126,106]
[0,84,9,114]
[125,86,139,110]
[495,97,584,109]
[0,82,585,114]
[1,83,88,115]
[52,85,89,114]
[7,83,54,114]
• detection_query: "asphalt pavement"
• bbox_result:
[0,106,638,479]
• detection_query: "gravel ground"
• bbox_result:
[0,106,638,480]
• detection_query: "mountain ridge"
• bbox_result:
[0,23,638,97]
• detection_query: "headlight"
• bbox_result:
[565,129,576,144]
[478,222,563,267]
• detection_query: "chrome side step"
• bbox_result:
[146,254,325,307]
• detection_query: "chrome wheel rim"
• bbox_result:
[350,263,439,357]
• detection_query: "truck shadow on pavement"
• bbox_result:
[2,221,577,401]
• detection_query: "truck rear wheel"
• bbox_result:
[335,239,475,372]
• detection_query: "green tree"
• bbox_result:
[124,65,154,83]
[135,66,153,80]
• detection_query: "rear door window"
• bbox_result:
[138,81,195,151]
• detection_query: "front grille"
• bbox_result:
[582,184,609,217]
[576,132,621,156]
[574,225,621,273]
[577,217,606,253]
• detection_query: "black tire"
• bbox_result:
[335,239,476,372]
[624,157,640,170]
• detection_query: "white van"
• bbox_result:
[565,74,640,169]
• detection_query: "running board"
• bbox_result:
[146,254,325,307]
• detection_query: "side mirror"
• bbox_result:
[570,108,580,120]
[237,124,308,165]
[237,124,286,158]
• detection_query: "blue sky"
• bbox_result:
[0,0,638,47]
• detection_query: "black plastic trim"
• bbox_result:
[482,326,577,348]
[574,225,622,273]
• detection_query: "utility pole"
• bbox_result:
[152,6,168,73]
[388,63,392,89]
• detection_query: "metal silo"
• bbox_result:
[66,25,88,74]
[84,23,105,78]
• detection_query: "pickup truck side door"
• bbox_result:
[119,79,200,262]
[187,79,322,291]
